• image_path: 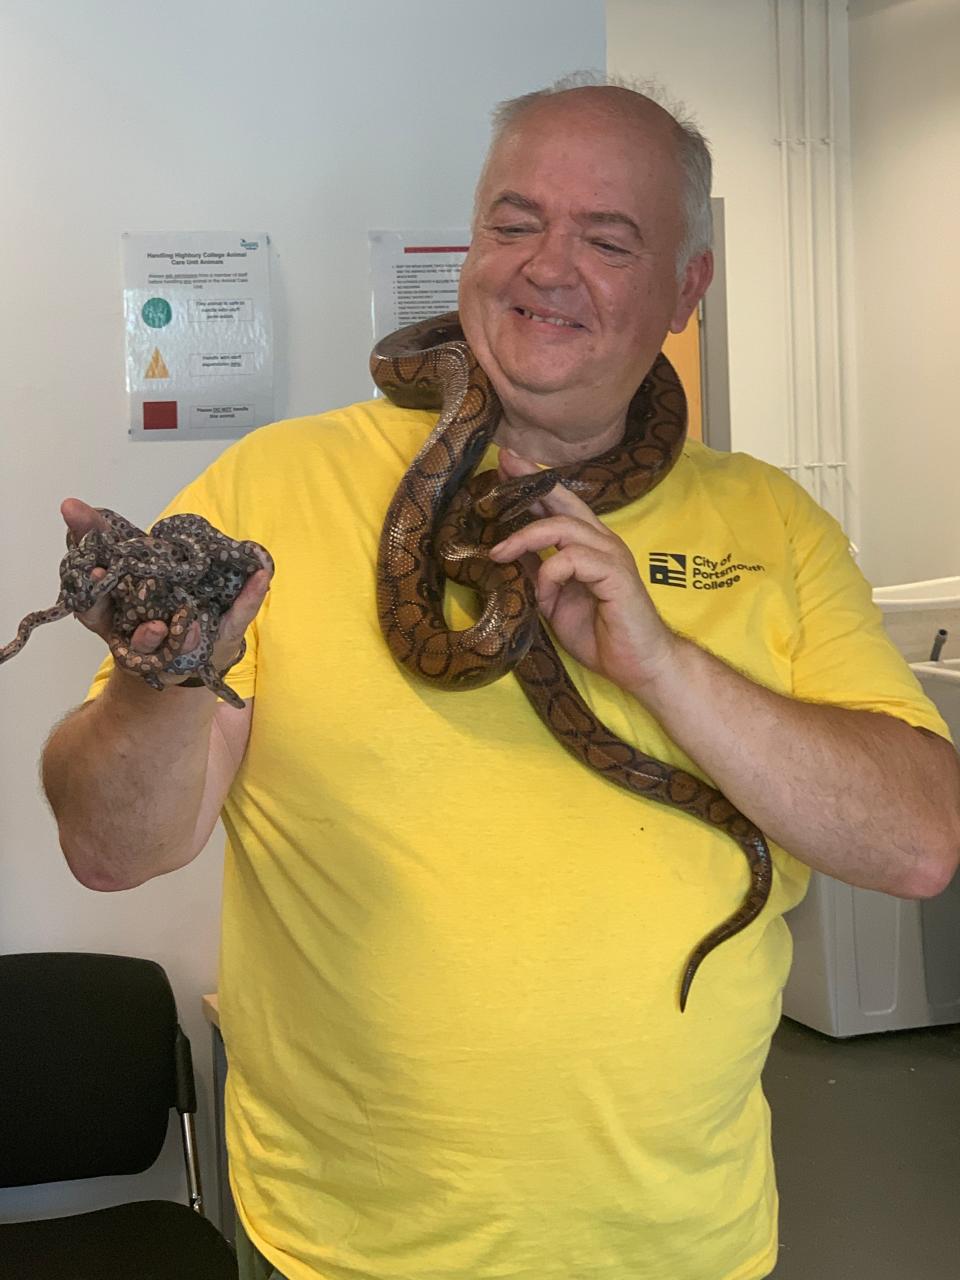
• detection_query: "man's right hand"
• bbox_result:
[60,497,273,690]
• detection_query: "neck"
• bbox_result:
[493,395,629,466]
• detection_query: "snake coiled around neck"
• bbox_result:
[372,312,772,1011]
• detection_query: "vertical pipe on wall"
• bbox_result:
[774,0,800,478]
[801,0,825,508]
[773,0,852,534]
[822,1,848,534]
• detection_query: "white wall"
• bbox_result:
[0,0,605,1223]
[848,0,960,586]
[607,0,792,465]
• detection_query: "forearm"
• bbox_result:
[633,636,960,898]
[42,670,216,890]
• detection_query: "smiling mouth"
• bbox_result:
[514,307,584,329]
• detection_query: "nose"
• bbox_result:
[521,227,579,290]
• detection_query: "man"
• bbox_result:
[43,80,960,1280]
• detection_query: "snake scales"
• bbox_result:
[0,510,271,708]
[373,311,772,1011]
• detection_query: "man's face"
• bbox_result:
[458,93,710,432]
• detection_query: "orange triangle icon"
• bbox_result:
[145,348,170,379]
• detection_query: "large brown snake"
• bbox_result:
[373,312,772,1012]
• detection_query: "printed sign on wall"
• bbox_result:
[369,229,471,341]
[122,231,274,441]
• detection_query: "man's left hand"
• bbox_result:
[487,447,676,695]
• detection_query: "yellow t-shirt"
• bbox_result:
[90,399,948,1280]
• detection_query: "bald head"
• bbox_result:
[477,80,713,274]
[494,84,681,141]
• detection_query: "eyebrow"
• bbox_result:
[582,210,644,242]
[487,191,644,242]
[488,191,541,216]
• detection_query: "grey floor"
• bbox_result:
[763,1016,960,1278]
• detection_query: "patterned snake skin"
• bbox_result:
[373,312,772,1011]
[0,509,272,709]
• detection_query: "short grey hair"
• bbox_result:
[483,71,713,276]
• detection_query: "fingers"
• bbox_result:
[119,569,268,688]
[489,513,643,625]
[488,514,613,563]
[162,567,272,674]
[534,545,617,620]
[220,570,272,645]
[91,566,269,665]
[496,445,541,480]
[537,481,604,525]
[61,497,108,539]
[130,618,184,654]
[251,545,274,576]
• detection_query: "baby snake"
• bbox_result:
[0,509,271,708]
[373,311,772,1011]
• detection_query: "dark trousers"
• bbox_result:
[235,1218,287,1280]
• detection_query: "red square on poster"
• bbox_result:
[143,400,178,430]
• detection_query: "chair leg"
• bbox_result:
[180,1111,205,1214]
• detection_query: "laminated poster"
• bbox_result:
[369,229,471,342]
[123,231,274,441]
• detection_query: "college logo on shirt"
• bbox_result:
[648,551,766,592]
[649,552,688,587]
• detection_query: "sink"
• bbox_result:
[873,577,960,663]
[910,658,960,740]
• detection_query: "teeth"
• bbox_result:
[519,308,579,328]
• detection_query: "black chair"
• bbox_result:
[0,951,237,1279]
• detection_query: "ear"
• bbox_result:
[669,250,714,334]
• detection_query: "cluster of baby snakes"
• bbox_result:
[0,509,272,709]
[373,311,772,1011]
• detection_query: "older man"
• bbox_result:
[44,82,959,1280]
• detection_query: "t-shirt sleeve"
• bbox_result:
[85,439,264,704]
[780,474,951,741]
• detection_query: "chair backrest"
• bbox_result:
[0,952,192,1189]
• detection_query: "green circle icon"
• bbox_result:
[141,297,173,328]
